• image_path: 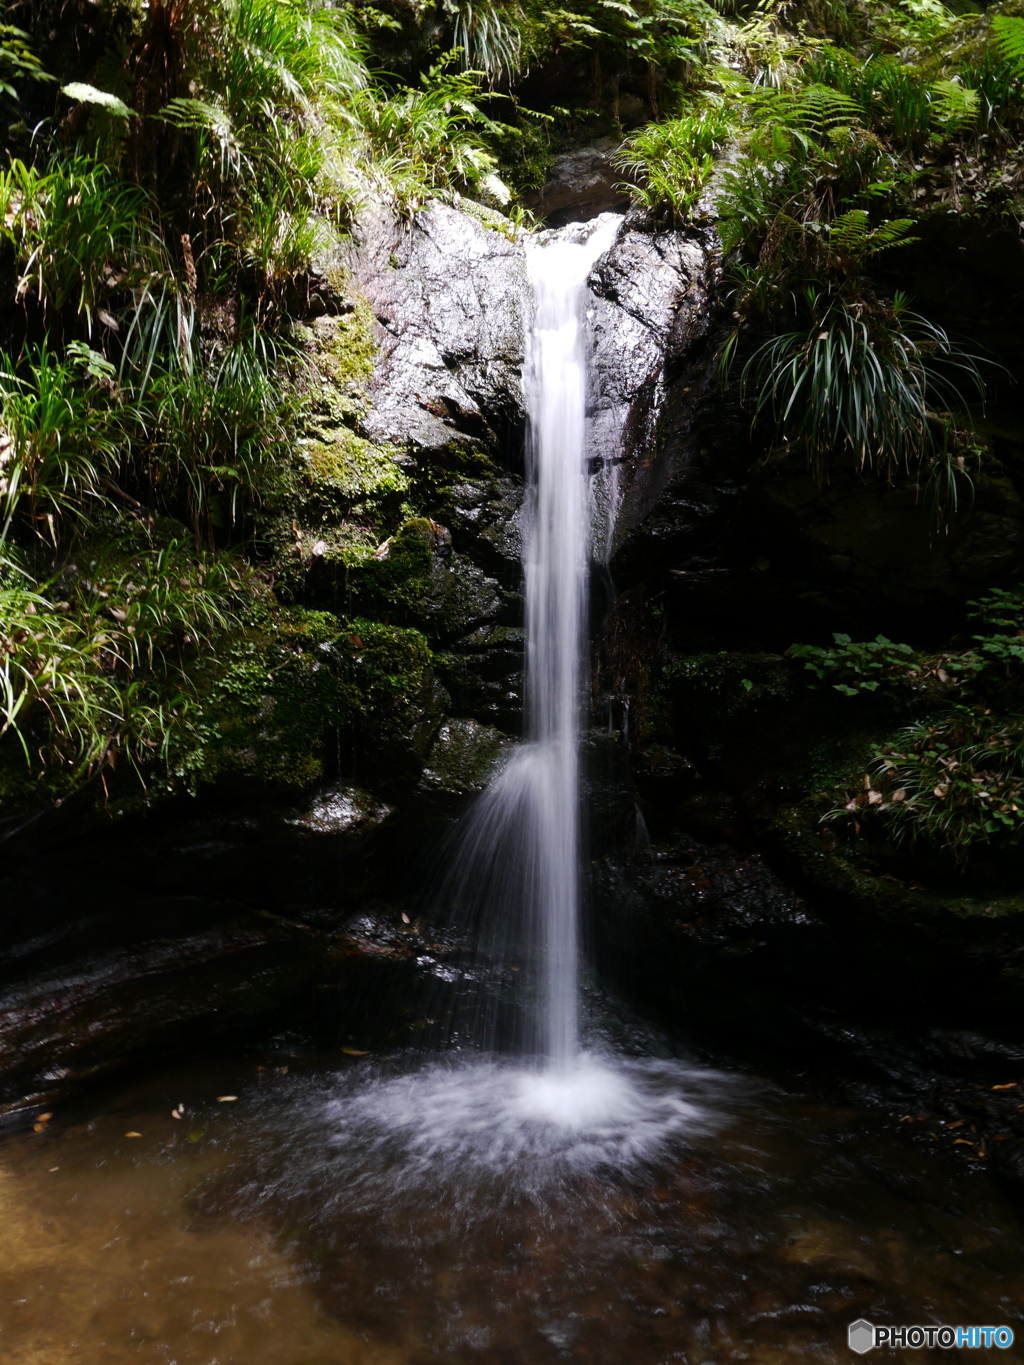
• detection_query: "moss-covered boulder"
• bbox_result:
[182,607,433,791]
[418,718,509,797]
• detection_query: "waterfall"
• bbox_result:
[522,215,621,1066]
[324,211,719,1157]
[426,215,620,1067]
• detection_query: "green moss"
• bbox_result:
[335,616,432,732]
[304,427,410,504]
[420,718,507,795]
[293,292,379,424]
[348,517,435,616]
[181,606,432,789]
[185,607,346,787]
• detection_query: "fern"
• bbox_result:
[991,15,1024,70]
[825,209,917,263]
[930,78,979,135]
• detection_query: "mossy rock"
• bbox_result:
[303,426,410,506]
[349,517,503,643]
[418,718,509,796]
[292,296,379,425]
[183,607,432,789]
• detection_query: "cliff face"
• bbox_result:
[586,204,1024,1119]
[2,187,1024,1136]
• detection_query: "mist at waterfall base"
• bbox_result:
[319,213,724,1173]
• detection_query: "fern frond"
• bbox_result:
[991,15,1024,69]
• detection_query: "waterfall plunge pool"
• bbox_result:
[0,1042,1021,1364]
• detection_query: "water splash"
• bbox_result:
[322,1054,727,1184]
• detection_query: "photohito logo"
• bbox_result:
[848,1321,1015,1353]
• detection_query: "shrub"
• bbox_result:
[0,539,252,789]
[829,710,1024,860]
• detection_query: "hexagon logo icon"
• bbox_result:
[848,1320,876,1354]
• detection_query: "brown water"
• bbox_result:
[0,1050,1020,1365]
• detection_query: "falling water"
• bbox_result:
[375,213,719,1155]
[523,215,620,1066]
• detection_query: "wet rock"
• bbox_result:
[337,203,530,465]
[288,786,394,835]
[991,1137,1024,1194]
[419,719,509,798]
[437,623,524,729]
[0,918,315,1111]
[438,475,525,581]
[745,453,1024,622]
[587,217,722,552]
[522,138,630,225]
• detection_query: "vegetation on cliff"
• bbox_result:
[1,0,1022,838]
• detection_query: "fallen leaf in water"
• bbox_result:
[953,1138,974,1146]
[216,1096,238,1102]
[125,1132,142,1138]
[992,1082,1018,1090]
[32,1123,46,1133]
[48,1167,59,1172]
[401,913,410,924]
[948,1120,965,1129]
[276,1066,288,1075]
[341,1047,370,1056]
[37,1112,53,1121]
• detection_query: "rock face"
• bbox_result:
[521,138,631,225]
[346,202,531,465]
[331,201,724,751]
[587,213,722,556]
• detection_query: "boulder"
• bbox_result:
[521,138,631,225]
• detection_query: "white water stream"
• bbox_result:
[319,215,721,1158]
[523,214,621,1066]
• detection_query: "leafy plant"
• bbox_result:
[0,539,252,789]
[0,23,53,100]
[615,102,732,219]
[0,344,131,546]
[969,586,1024,675]
[829,709,1024,859]
[136,325,299,547]
[0,153,162,331]
[790,632,920,696]
[351,58,511,212]
[443,0,525,80]
[737,289,985,479]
